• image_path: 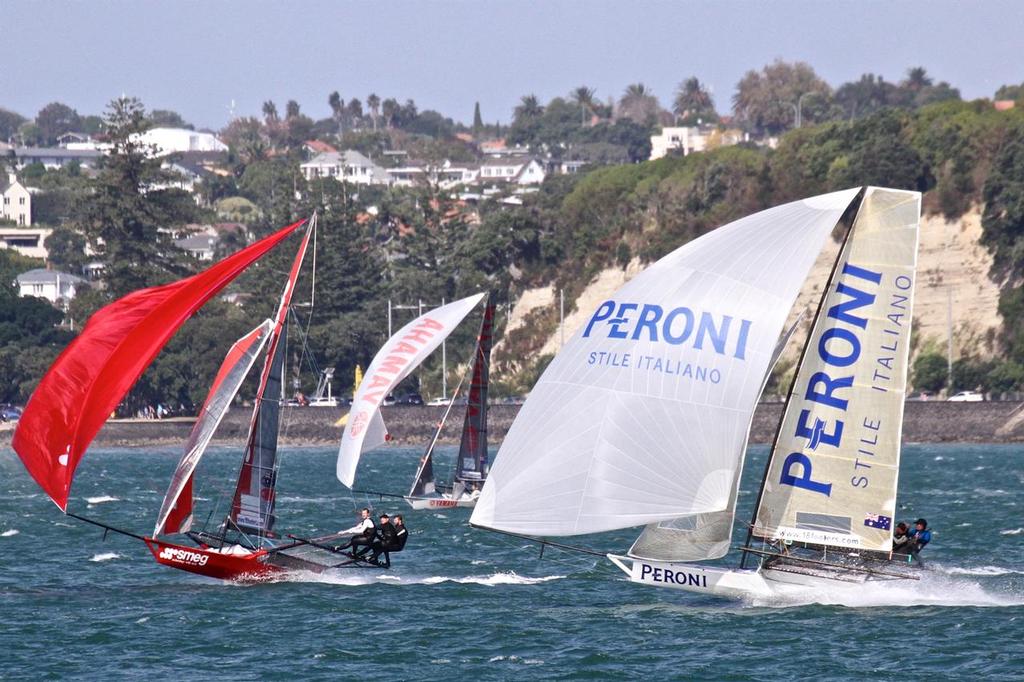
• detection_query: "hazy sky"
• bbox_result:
[3,1,1021,130]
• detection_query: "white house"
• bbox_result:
[11,147,103,170]
[300,150,390,186]
[0,227,51,259]
[174,233,218,261]
[16,268,83,305]
[478,158,546,185]
[650,126,706,159]
[135,127,228,157]
[1,174,31,226]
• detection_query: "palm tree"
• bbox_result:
[381,98,399,129]
[367,93,381,131]
[903,66,933,91]
[672,77,715,124]
[513,94,544,123]
[618,83,661,125]
[261,100,278,123]
[328,91,343,132]
[571,86,596,125]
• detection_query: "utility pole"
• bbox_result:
[560,288,565,348]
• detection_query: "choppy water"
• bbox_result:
[2,443,1022,680]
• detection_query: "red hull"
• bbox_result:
[143,537,282,581]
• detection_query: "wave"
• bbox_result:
[999,528,1023,535]
[488,655,544,665]
[89,552,122,562]
[1,529,19,537]
[85,495,119,504]
[936,565,1024,577]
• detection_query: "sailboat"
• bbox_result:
[471,187,922,599]
[14,216,372,580]
[405,295,496,509]
[335,293,487,497]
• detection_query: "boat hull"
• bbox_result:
[607,554,918,599]
[144,537,281,581]
[405,495,477,510]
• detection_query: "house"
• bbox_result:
[161,151,231,198]
[135,127,228,156]
[12,147,103,170]
[478,157,546,185]
[0,226,51,259]
[303,140,338,157]
[174,233,219,261]
[650,125,746,160]
[386,162,427,187]
[437,161,479,188]
[1,173,32,226]
[300,150,390,185]
[16,268,83,305]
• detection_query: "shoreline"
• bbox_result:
[3,401,1024,448]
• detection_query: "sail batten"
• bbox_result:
[752,188,921,552]
[472,189,862,540]
[12,219,306,512]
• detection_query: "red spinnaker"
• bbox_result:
[12,219,307,511]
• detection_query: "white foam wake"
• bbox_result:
[750,571,1024,609]
[282,570,565,587]
[999,528,1023,536]
[89,552,122,562]
[1,529,19,537]
[85,495,119,505]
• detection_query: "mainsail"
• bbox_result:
[12,219,307,511]
[156,319,274,535]
[752,187,920,552]
[471,188,862,542]
[455,296,496,483]
[230,222,313,535]
[336,293,486,487]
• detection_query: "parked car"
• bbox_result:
[0,404,23,422]
[947,391,984,402]
[395,393,424,406]
[426,396,451,406]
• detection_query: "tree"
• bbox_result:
[513,94,544,122]
[472,101,483,133]
[732,60,832,134]
[381,98,399,128]
[328,90,343,133]
[149,109,191,128]
[995,83,1024,102]
[571,86,596,125]
[618,83,662,127]
[285,100,301,119]
[76,97,199,298]
[0,108,26,142]
[367,93,381,131]
[834,73,899,119]
[672,77,717,125]
[262,100,279,123]
[221,116,268,165]
[43,227,89,272]
[35,102,82,145]
[912,352,948,392]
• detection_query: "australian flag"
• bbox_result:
[864,513,892,530]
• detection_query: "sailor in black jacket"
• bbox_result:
[371,514,408,562]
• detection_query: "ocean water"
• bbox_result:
[1,443,1022,680]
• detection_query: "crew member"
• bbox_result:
[335,508,376,557]
[371,514,408,563]
[369,513,397,562]
[907,518,932,552]
[892,522,912,554]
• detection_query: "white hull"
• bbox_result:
[608,554,916,599]
[405,495,478,510]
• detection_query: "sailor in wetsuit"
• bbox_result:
[369,513,396,562]
[370,514,408,564]
[892,522,912,554]
[906,518,932,559]
[335,507,376,557]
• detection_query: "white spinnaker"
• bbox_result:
[336,293,485,487]
[471,188,862,537]
[753,187,920,551]
[154,319,274,535]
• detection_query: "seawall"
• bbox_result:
[7,401,1023,448]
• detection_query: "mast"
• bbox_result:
[739,191,863,568]
[229,217,315,540]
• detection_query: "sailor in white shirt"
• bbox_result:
[335,507,376,556]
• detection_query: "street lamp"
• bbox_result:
[797,92,816,128]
